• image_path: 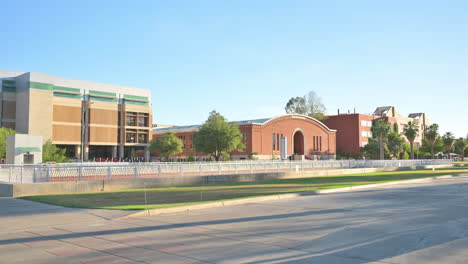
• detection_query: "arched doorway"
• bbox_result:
[293,130,304,155]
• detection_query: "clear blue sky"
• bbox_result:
[1,0,467,137]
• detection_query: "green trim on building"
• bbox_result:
[2,86,16,93]
[2,80,15,85]
[53,92,81,99]
[90,90,116,97]
[124,100,149,106]
[124,94,148,101]
[29,82,53,91]
[54,86,81,94]
[15,147,41,154]
[90,96,117,103]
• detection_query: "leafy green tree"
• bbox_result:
[187,152,195,162]
[387,132,405,159]
[193,111,245,161]
[455,137,467,161]
[403,121,420,159]
[425,124,439,159]
[363,138,382,160]
[43,140,69,163]
[149,132,183,161]
[285,91,327,120]
[0,127,16,159]
[371,119,391,160]
[441,132,455,159]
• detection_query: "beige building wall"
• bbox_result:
[52,97,82,144]
[88,101,118,145]
[28,89,53,143]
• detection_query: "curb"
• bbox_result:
[126,174,459,218]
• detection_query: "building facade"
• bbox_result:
[325,106,429,156]
[152,114,337,160]
[0,70,152,161]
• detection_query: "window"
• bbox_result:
[272,133,276,150]
[361,131,372,138]
[138,134,148,143]
[138,116,148,127]
[361,120,372,127]
[126,116,136,126]
[126,132,136,143]
[319,136,322,151]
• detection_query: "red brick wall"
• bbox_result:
[325,114,361,154]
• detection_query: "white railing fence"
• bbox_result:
[0,159,452,184]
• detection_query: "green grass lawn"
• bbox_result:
[21,167,468,210]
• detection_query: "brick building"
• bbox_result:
[325,106,429,156]
[0,70,152,161]
[152,114,337,160]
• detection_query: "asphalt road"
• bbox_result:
[1,175,468,264]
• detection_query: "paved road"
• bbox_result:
[1,176,468,264]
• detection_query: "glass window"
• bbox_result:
[138,116,148,127]
[126,116,136,126]
[138,134,148,143]
[126,132,136,143]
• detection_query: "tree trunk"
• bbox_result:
[410,142,414,160]
[379,135,384,160]
[430,143,435,159]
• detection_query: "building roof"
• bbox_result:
[153,114,336,133]
[408,113,424,118]
[373,106,393,116]
[152,118,272,133]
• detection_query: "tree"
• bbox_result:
[363,138,381,160]
[285,91,327,120]
[371,119,391,160]
[0,127,16,159]
[425,124,439,159]
[43,140,69,163]
[455,137,467,161]
[149,132,183,161]
[403,121,420,159]
[193,111,245,161]
[441,132,455,159]
[387,131,405,159]
[285,97,306,115]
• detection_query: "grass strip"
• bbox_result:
[21,168,468,210]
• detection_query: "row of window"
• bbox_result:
[272,133,283,151]
[313,136,322,152]
[361,120,372,127]
[125,129,149,143]
[126,112,149,127]
[361,131,373,138]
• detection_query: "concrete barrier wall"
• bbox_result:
[1,164,450,197]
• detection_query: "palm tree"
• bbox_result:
[387,131,405,159]
[371,119,391,160]
[403,121,420,159]
[425,124,439,159]
[455,137,467,161]
[441,132,455,159]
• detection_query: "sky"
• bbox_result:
[1,0,467,137]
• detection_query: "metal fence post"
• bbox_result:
[134,165,138,179]
[158,165,162,177]
[78,165,83,181]
[33,167,36,183]
[46,166,51,182]
[217,163,221,175]
[107,166,112,180]
[250,162,253,174]
[9,166,12,182]
[199,164,203,176]
[20,166,23,183]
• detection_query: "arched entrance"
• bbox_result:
[293,130,305,155]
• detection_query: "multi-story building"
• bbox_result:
[0,70,152,161]
[325,106,429,156]
[152,114,337,160]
